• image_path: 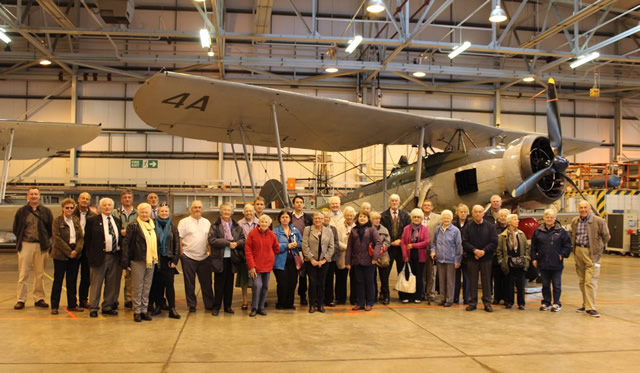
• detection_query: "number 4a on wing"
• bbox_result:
[161,93,209,112]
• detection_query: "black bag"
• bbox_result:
[230,246,245,265]
[508,256,526,269]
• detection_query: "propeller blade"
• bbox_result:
[547,78,563,155]
[558,173,600,216]
[512,166,554,198]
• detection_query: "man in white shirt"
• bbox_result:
[74,192,96,309]
[328,196,344,228]
[178,200,214,312]
[422,199,441,302]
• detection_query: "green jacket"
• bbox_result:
[496,228,530,275]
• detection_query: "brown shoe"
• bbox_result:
[66,307,84,312]
[14,301,25,310]
[51,309,59,315]
[34,300,49,308]
[351,306,363,311]
[364,305,373,312]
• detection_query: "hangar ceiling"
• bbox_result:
[0,0,639,98]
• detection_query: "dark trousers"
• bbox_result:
[349,269,356,304]
[78,252,90,303]
[454,260,470,303]
[335,267,348,304]
[181,255,214,309]
[298,266,308,301]
[214,258,234,310]
[352,265,376,307]
[540,268,563,306]
[274,255,298,308]
[467,259,492,307]
[507,268,526,307]
[324,261,336,304]
[150,256,176,308]
[51,258,80,309]
[399,250,424,301]
[492,261,506,303]
[380,246,403,300]
[306,262,329,307]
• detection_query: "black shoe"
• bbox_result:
[14,301,25,310]
[257,309,267,316]
[66,306,84,312]
[317,305,325,313]
[249,309,257,317]
[134,313,142,322]
[169,308,181,319]
[326,302,336,307]
[485,305,494,313]
[189,307,196,313]
[141,313,152,321]
[161,303,170,311]
[308,306,315,313]
[300,298,308,306]
[34,300,49,308]
[79,300,90,309]
[102,309,118,316]
[466,305,477,311]
[212,309,220,316]
[90,311,98,317]
[224,308,235,314]
[51,309,59,315]
[382,298,390,305]
[152,305,162,316]
[124,301,132,309]
[518,305,525,310]
[287,305,296,310]
[506,304,513,309]
[444,303,453,307]
[492,300,500,305]
[275,304,285,310]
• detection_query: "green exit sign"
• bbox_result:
[130,160,158,169]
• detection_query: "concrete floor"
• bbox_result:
[1,253,639,373]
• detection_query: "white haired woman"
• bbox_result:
[497,214,530,310]
[430,210,462,307]
[399,208,430,303]
[245,214,279,317]
[336,206,356,305]
[122,202,158,322]
[302,212,335,313]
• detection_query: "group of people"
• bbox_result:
[13,187,610,320]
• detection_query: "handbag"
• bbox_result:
[395,262,416,293]
[376,246,390,268]
[508,256,526,269]
[230,246,245,266]
[291,249,303,271]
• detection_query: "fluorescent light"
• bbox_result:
[489,5,507,23]
[345,35,363,54]
[199,28,211,49]
[412,71,426,78]
[194,0,206,2]
[366,0,385,14]
[523,76,535,82]
[39,59,52,66]
[448,41,471,59]
[207,49,214,57]
[570,52,600,69]
[325,67,339,73]
[0,28,10,44]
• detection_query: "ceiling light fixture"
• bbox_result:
[448,41,471,59]
[366,0,385,14]
[412,71,426,78]
[200,28,211,49]
[194,0,206,2]
[207,48,214,57]
[345,35,363,54]
[570,51,600,69]
[489,4,507,23]
[523,76,535,82]
[325,67,339,73]
[39,59,52,66]
[0,28,11,44]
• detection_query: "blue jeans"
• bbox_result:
[252,272,270,311]
[540,269,563,306]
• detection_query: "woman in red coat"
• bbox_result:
[245,214,279,317]
[400,208,430,303]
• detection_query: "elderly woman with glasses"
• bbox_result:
[400,208,430,303]
[50,198,85,315]
[497,213,530,310]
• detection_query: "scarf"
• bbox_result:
[411,224,421,243]
[137,217,158,269]
[507,229,519,254]
[155,216,171,257]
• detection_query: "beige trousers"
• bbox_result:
[575,245,600,311]
[17,241,48,303]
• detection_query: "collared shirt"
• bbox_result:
[238,217,258,237]
[79,210,88,230]
[576,214,590,247]
[329,211,344,228]
[178,216,211,261]
[64,216,76,245]
[101,213,119,252]
[432,224,463,265]
[151,208,158,219]
[116,206,137,230]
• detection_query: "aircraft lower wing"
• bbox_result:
[0,120,102,159]
[133,72,601,155]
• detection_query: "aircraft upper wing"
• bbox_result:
[0,120,102,160]
[133,72,601,155]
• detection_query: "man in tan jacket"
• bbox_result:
[570,201,610,318]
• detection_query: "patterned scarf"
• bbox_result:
[137,217,158,269]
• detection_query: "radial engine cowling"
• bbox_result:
[503,135,565,208]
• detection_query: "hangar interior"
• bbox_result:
[1,0,640,372]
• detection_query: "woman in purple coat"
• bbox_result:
[345,211,382,311]
[400,208,430,303]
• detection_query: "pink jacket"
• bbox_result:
[400,224,430,263]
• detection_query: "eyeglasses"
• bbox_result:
[63,206,75,210]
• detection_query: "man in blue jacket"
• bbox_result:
[531,208,572,312]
